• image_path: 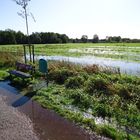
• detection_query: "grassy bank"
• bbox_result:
[0,51,20,80]
[33,61,140,140]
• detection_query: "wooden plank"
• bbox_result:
[8,70,31,78]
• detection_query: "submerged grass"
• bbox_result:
[1,43,140,62]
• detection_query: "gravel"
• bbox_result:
[0,95,39,140]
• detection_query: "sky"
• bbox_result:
[0,0,140,39]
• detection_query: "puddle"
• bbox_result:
[0,81,99,140]
[0,81,19,95]
[33,55,140,76]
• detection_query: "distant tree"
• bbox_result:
[47,32,58,43]
[0,29,71,44]
[30,32,41,44]
[122,38,130,43]
[16,31,25,44]
[106,36,121,43]
[60,34,69,43]
[0,29,16,44]
[76,38,80,43]
[81,35,88,43]
[6,29,17,44]
[92,34,99,43]
[114,36,121,43]
[40,32,47,44]
[71,38,80,43]
[131,39,140,43]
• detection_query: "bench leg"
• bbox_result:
[9,74,12,81]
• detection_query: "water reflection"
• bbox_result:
[0,81,98,140]
[0,81,19,95]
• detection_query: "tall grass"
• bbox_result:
[0,52,22,68]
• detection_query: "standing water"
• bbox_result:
[33,55,140,76]
[0,81,108,140]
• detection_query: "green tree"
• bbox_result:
[30,32,41,44]
[16,31,25,44]
[81,35,88,43]
[92,34,99,43]
[0,29,16,44]
[60,34,69,43]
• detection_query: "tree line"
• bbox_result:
[71,35,140,43]
[0,29,69,44]
[0,29,140,45]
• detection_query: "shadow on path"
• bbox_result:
[12,91,36,107]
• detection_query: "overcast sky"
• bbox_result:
[0,0,140,39]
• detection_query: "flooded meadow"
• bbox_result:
[0,43,140,139]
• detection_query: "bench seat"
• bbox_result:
[8,62,35,80]
[8,70,31,79]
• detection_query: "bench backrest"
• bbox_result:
[16,62,34,72]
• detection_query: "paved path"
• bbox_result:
[0,89,39,140]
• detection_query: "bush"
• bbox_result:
[0,70,9,80]
[69,90,92,109]
[65,76,84,89]
[94,104,108,118]
[48,68,74,84]
[85,76,108,94]
[136,99,140,110]
[117,85,131,99]
[83,64,99,74]
[106,84,117,95]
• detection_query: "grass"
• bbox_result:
[0,51,23,81]
[1,43,140,62]
[32,61,140,140]
[1,44,140,139]
[0,70,9,80]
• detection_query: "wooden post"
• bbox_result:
[23,45,27,64]
[32,45,35,64]
[29,45,32,63]
[46,72,48,86]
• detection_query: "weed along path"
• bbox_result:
[0,81,109,140]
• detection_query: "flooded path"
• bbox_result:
[0,81,109,140]
[34,55,140,76]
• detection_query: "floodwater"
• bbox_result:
[34,55,140,76]
[0,81,106,140]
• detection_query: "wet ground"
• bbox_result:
[33,55,140,76]
[0,81,110,140]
